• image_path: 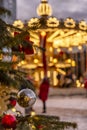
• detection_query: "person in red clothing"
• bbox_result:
[39,77,50,113]
[84,79,87,97]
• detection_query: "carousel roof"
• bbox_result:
[13,0,86,70]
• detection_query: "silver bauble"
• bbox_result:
[17,88,36,108]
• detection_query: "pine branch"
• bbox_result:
[0,70,17,86]
[16,115,77,130]
[0,6,11,16]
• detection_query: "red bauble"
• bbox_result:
[23,46,34,55]
[10,99,16,107]
[14,31,34,55]
[37,125,43,129]
[14,31,20,36]
[1,114,17,129]
[19,44,34,55]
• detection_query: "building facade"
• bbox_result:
[0,0,16,24]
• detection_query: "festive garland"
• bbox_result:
[0,114,77,130]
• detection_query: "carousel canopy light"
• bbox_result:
[64,18,76,28]
[79,20,87,30]
[28,18,40,27]
[47,17,59,27]
[13,20,24,29]
[37,0,52,16]
[13,0,87,51]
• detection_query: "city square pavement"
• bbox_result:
[16,88,87,130]
[33,96,87,130]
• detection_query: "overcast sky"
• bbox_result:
[17,0,87,22]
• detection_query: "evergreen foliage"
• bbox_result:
[0,4,77,130]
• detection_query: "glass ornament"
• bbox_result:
[17,88,36,108]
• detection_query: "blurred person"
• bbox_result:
[64,69,74,88]
[84,79,87,97]
[56,74,65,88]
[38,77,50,113]
[56,74,61,87]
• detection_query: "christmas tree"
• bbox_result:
[0,5,77,130]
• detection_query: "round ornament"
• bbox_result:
[1,114,17,129]
[10,99,16,107]
[17,88,36,108]
[2,47,12,62]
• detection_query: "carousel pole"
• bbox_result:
[40,31,47,77]
[86,44,87,72]
[75,52,78,78]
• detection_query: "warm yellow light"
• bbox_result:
[77,83,81,88]
[57,68,66,75]
[12,108,16,112]
[78,46,82,50]
[53,71,58,86]
[76,80,81,88]
[17,60,27,67]
[17,63,21,67]
[13,20,24,28]
[81,84,84,88]
[49,47,53,52]
[49,57,53,62]
[67,59,72,63]
[53,40,62,48]
[30,37,39,43]
[28,18,39,27]
[79,20,87,30]
[41,31,46,37]
[71,61,76,67]
[21,60,26,65]
[48,62,54,66]
[76,80,79,83]
[68,47,72,51]
[34,59,39,64]
[57,48,61,52]
[30,32,39,40]
[21,64,37,69]
[53,58,57,64]
[31,125,36,129]
[47,30,60,42]
[30,111,36,116]
[64,18,76,28]
[34,72,39,81]
[41,71,44,79]
[38,63,43,67]
[47,71,50,77]
[37,0,52,16]
[47,17,59,27]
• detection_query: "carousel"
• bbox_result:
[13,0,87,87]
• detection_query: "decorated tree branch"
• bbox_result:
[0,5,77,130]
